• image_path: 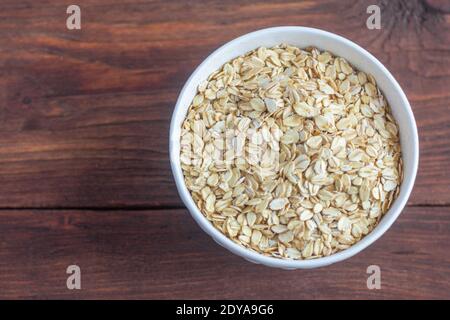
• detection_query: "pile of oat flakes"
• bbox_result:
[180,44,402,260]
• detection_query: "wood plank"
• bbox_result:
[0,206,449,299]
[0,0,449,207]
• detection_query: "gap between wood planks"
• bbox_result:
[0,204,449,211]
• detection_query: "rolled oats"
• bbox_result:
[180,44,402,260]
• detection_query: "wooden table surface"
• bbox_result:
[0,0,449,299]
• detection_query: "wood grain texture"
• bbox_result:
[0,0,449,208]
[0,207,449,299]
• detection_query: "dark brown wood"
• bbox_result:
[0,0,449,208]
[0,207,449,299]
[0,0,449,299]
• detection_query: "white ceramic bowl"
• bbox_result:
[170,26,419,269]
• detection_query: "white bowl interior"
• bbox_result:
[170,27,418,269]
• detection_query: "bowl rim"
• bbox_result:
[169,26,419,269]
